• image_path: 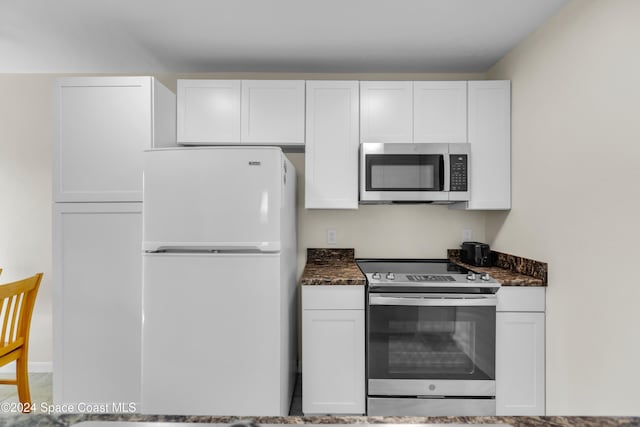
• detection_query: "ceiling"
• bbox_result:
[0,0,567,74]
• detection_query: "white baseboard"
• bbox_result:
[0,361,52,374]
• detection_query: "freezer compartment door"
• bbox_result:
[143,147,283,252]
[141,252,285,415]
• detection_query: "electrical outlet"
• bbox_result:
[462,228,473,242]
[327,229,337,245]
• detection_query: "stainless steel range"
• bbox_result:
[357,259,500,416]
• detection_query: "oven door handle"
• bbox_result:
[369,294,498,307]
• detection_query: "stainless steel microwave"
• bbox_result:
[359,143,471,203]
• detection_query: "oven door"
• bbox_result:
[367,293,496,398]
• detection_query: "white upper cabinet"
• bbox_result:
[360,81,413,143]
[177,80,241,144]
[361,81,468,144]
[305,81,359,209]
[451,80,511,210]
[413,81,468,143]
[241,80,305,145]
[53,76,175,202]
[177,80,305,146]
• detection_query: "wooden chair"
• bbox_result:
[0,273,43,412]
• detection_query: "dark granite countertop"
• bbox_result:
[448,249,547,287]
[299,248,546,287]
[2,414,639,427]
[300,248,365,286]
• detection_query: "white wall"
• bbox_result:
[0,74,54,371]
[486,0,640,415]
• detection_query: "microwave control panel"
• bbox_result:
[450,154,468,192]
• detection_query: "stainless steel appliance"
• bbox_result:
[359,143,470,204]
[357,259,500,416]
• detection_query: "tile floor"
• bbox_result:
[0,373,52,407]
[0,373,304,416]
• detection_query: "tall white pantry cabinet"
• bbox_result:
[52,76,175,406]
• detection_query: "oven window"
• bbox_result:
[366,154,444,191]
[368,304,495,380]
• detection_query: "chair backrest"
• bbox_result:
[0,273,43,350]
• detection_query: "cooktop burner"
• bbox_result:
[356,258,500,294]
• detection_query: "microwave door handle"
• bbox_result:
[369,295,497,307]
[443,154,450,192]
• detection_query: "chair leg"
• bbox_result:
[16,356,32,412]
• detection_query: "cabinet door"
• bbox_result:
[496,312,545,415]
[53,77,153,202]
[302,286,365,415]
[452,80,511,210]
[414,81,467,143]
[53,203,142,406]
[177,79,241,144]
[241,80,305,144]
[360,81,413,143]
[305,81,359,209]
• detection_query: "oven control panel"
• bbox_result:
[366,272,496,284]
[356,260,500,293]
[365,272,500,293]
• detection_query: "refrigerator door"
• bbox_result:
[141,252,284,415]
[143,147,283,252]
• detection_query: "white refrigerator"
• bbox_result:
[140,146,297,416]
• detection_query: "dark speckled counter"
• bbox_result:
[300,248,365,286]
[448,250,547,287]
[299,248,546,288]
[2,414,639,426]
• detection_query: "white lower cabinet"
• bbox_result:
[302,286,365,415]
[496,287,546,415]
[53,203,142,406]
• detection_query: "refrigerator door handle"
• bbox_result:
[143,241,281,253]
